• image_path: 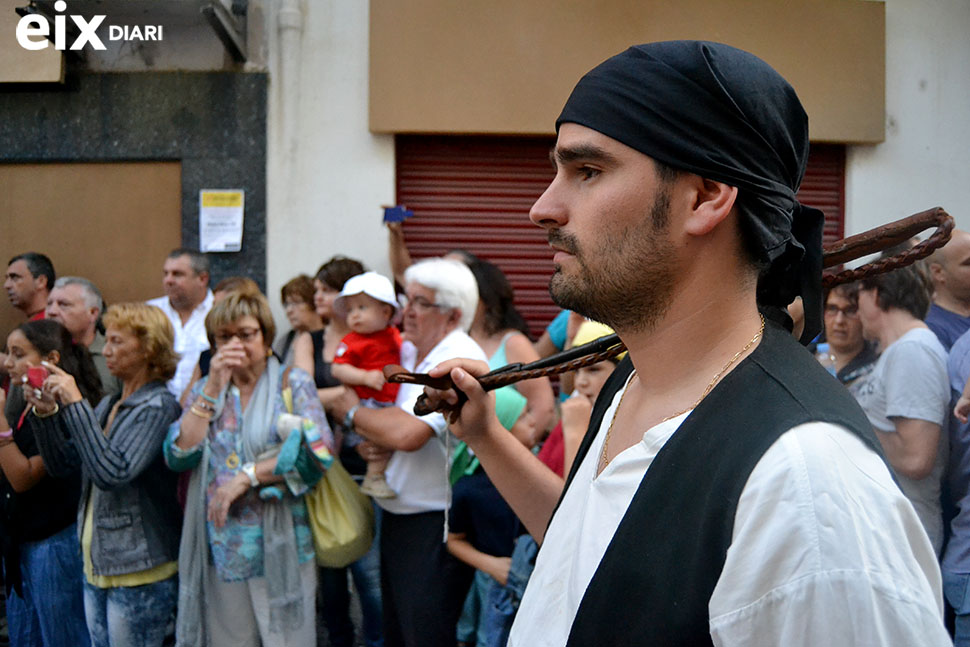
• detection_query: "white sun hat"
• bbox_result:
[333,271,400,318]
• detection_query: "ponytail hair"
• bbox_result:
[17,319,103,405]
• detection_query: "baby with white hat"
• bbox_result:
[332,271,403,498]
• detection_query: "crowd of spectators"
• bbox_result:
[3,224,970,647]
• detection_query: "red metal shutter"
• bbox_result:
[799,144,846,246]
[396,136,844,338]
[396,135,558,339]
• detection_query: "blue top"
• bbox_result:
[450,470,520,558]
[926,303,970,352]
[546,309,571,352]
[945,329,970,574]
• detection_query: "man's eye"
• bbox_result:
[578,166,600,180]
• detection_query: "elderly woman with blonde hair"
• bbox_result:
[164,289,332,647]
[25,303,184,647]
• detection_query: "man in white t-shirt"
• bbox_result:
[332,258,486,647]
[147,248,214,397]
[423,41,949,646]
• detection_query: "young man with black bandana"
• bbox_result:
[426,41,949,646]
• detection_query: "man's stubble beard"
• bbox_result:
[167,287,200,313]
[548,185,676,335]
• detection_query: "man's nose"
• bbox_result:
[529,179,567,229]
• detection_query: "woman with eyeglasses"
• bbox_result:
[164,289,332,647]
[816,282,879,397]
[331,257,488,647]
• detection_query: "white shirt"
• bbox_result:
[509,374,950,647]
[147,290,214,397]
[378,329,487,515]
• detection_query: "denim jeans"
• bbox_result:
[456,569,497,645]
[319,503,383,647]
[4,524,90,647]
[945,570,970,646]
[480,534,538,647]
[83,574,177,647]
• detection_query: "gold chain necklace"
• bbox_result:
[599,315,765,470]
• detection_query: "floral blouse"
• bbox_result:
[164,366,332,582]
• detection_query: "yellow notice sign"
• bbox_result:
[201,192,244,208]
[199,189,244,252]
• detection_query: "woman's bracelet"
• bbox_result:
[199,391,218,406]
[194,397,215,413]
[189,405,213,421]
[0,428,13,440]
[241,462,259,488]
[32,403,59,419]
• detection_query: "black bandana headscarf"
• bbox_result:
[556,41,824,344]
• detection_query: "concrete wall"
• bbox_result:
[0,0,265,77]
[845,0,970,237]
[370,0,885,143]
[265,0,395,327]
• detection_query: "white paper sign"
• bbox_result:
[199,190,244,252]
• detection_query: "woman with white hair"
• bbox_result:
[332,257,487,647]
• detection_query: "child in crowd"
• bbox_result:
[448,387,536,647]
[537,320,623,477]
[462,321,624,647]
[331,271,402,498]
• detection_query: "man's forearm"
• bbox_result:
[387,224,412,286]
[468,420,565,543]
[875,419,941,480]
[352,405,434,452]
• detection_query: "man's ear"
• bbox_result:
[683,177,739,237]
[448,308,462,327]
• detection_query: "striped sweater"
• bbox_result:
[28,381,183,577]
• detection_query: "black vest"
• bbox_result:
[554,322,881,646]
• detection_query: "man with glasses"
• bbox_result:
[332,257,487,647]
[147,248,214,396]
